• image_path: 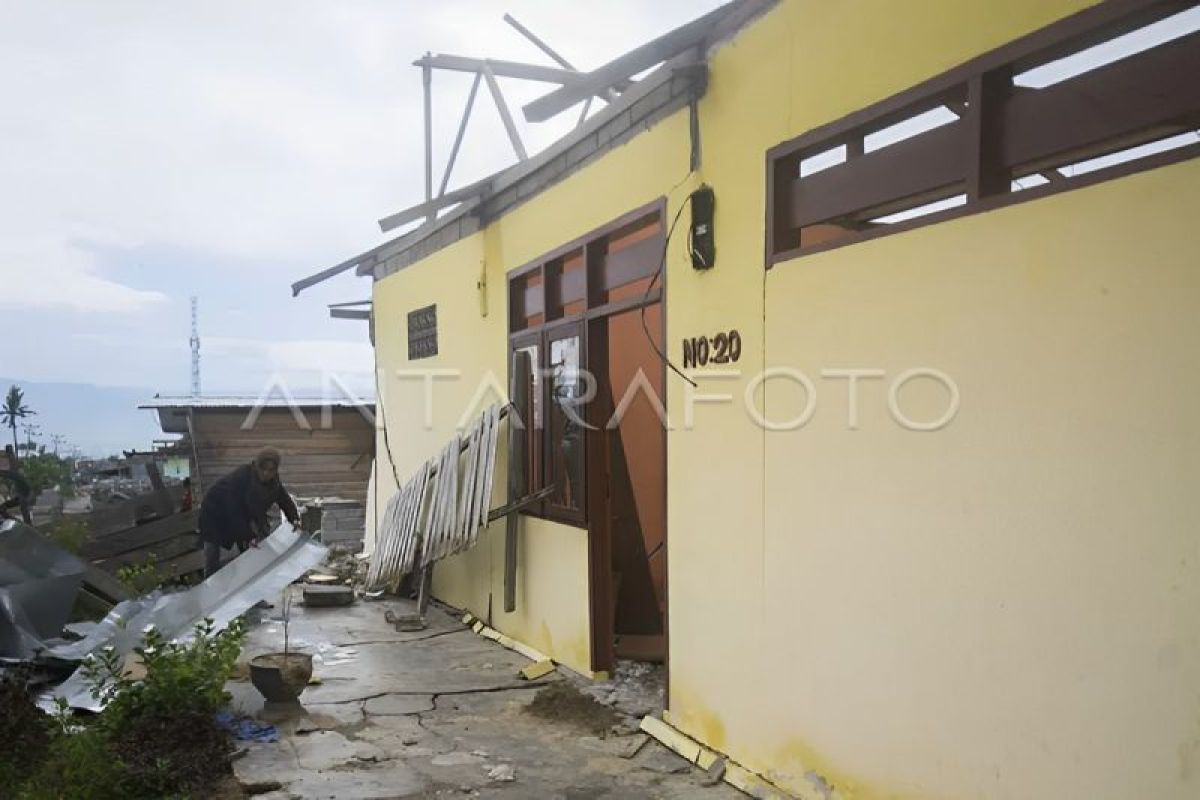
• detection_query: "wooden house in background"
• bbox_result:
[140,396,375,505]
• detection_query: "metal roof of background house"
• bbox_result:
[139,395,375,410]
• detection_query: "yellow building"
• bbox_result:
[298,1,1200,797]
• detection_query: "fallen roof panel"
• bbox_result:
[48,521,327,711]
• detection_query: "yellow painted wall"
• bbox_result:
[370,0,1200,797]
[370,108,708,676]
[370,231,593,674]
[760,153,1200,800]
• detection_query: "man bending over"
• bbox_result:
[199,447,301,578]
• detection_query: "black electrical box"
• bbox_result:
[689,184,715,270]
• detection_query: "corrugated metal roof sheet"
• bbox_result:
[139,395,375,410]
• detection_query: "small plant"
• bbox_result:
[281,589,294,657]
[115,554,164,594]
[47,518,88,553]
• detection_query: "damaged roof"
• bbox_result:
[292,0,776,295]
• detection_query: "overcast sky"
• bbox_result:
[0,0,723,399]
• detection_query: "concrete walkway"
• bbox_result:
[227,590,744,799]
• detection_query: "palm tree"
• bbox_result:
[1,385,34,456]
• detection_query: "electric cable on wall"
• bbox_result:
[641,184,700,389]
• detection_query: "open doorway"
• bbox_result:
[588,303,667,666]
[505,201,668,685]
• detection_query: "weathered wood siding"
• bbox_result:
[191,408,374,504]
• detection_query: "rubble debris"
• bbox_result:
[702,756,728,786]
[525,681,620,736]
[581,658,666,720]
[313,498,366,547]
[619,733,650,759]
[302,584,355,607]
[519,659,555,681]
[385,608,428,631]
[0,519,87,659]
[486,763,515,782]
[637,744,692,775]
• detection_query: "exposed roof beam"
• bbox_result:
[440,71,482,197]
[291,252,369,296]
[327,299,372,308]
[413,54,583,85]
[481,62,528,162]
[522,0,769,122]
[360,195,484,276]
[378,180,489,233]
[502,14,620,102]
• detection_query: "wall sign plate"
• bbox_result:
[408,304,438,359]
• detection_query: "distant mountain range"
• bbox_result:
[0,377,163,458]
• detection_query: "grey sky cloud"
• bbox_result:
[1,0,722,395]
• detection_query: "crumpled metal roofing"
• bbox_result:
[48,521,326,711]
[0,519,88,660]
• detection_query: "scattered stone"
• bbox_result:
[385,608,428,631]
[619,733,650,759]
[486,764,515,782]
[637,745,692,775]
[519,659,555,681]
[701,757,728,786]
[610,719,641,737]
[303,583,356,606]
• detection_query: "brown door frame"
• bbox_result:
[585,316,614,674]
[504,197,669,680]
[584,294,668,678]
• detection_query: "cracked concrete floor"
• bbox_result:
[227,590,745,799]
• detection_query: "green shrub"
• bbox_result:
[85,618,247,723]
[13,618,248,799]
[0,670,51,788]
[18,712,130,800]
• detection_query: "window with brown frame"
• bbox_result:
[507,202,665,526]
[765,0,1200,265]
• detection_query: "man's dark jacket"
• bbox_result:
[198,464,299,548]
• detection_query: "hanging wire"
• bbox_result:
[640,178,700,389]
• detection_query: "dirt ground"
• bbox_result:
[225,589,746,799]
